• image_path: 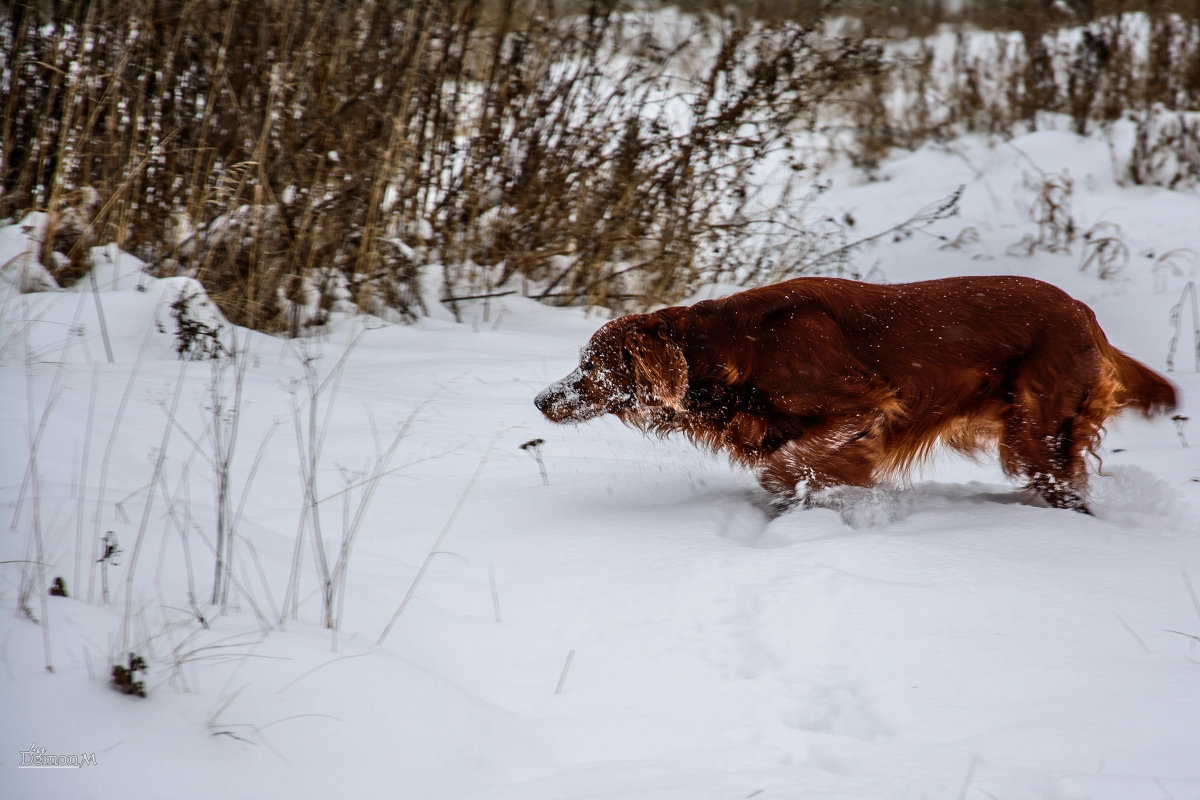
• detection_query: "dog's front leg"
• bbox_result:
[755,422,877,508]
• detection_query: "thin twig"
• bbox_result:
[377,438,498,646]
[22,332,55,673]
[1113,612,1152,654]
[121,359,189,658]
[90,316,157,603]
[555,649,576,695]
[489,565,502,624]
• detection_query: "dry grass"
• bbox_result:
[4,2,1196,332]
[1,0,878,329]
[841,5,1200,177]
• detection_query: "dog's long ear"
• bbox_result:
[625,317,688,410]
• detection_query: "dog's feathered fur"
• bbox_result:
[535,276,1177,512]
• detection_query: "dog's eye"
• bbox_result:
[581,360,596,373]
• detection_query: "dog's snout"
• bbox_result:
[536,370,600,423]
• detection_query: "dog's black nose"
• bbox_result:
[534,391,550,413]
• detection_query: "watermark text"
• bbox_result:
[18,743,98,769]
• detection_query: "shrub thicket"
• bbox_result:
[1,0,878,330]
[840,4,1200,176]
[4,1,1197,332]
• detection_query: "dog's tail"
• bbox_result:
[1107,347,1177,416]
[1085,307,1177,416]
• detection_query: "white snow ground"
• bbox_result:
[2,126,1199,800]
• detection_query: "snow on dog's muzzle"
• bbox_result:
[534,370,608,423]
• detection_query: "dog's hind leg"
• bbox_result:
[998,389,1096,513]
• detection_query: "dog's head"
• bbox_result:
[535,313,688,424]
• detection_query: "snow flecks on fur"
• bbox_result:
[534,368,590,419]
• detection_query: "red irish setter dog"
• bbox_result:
[535,276,1177,513]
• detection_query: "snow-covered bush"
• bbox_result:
[842,9,1200,182]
